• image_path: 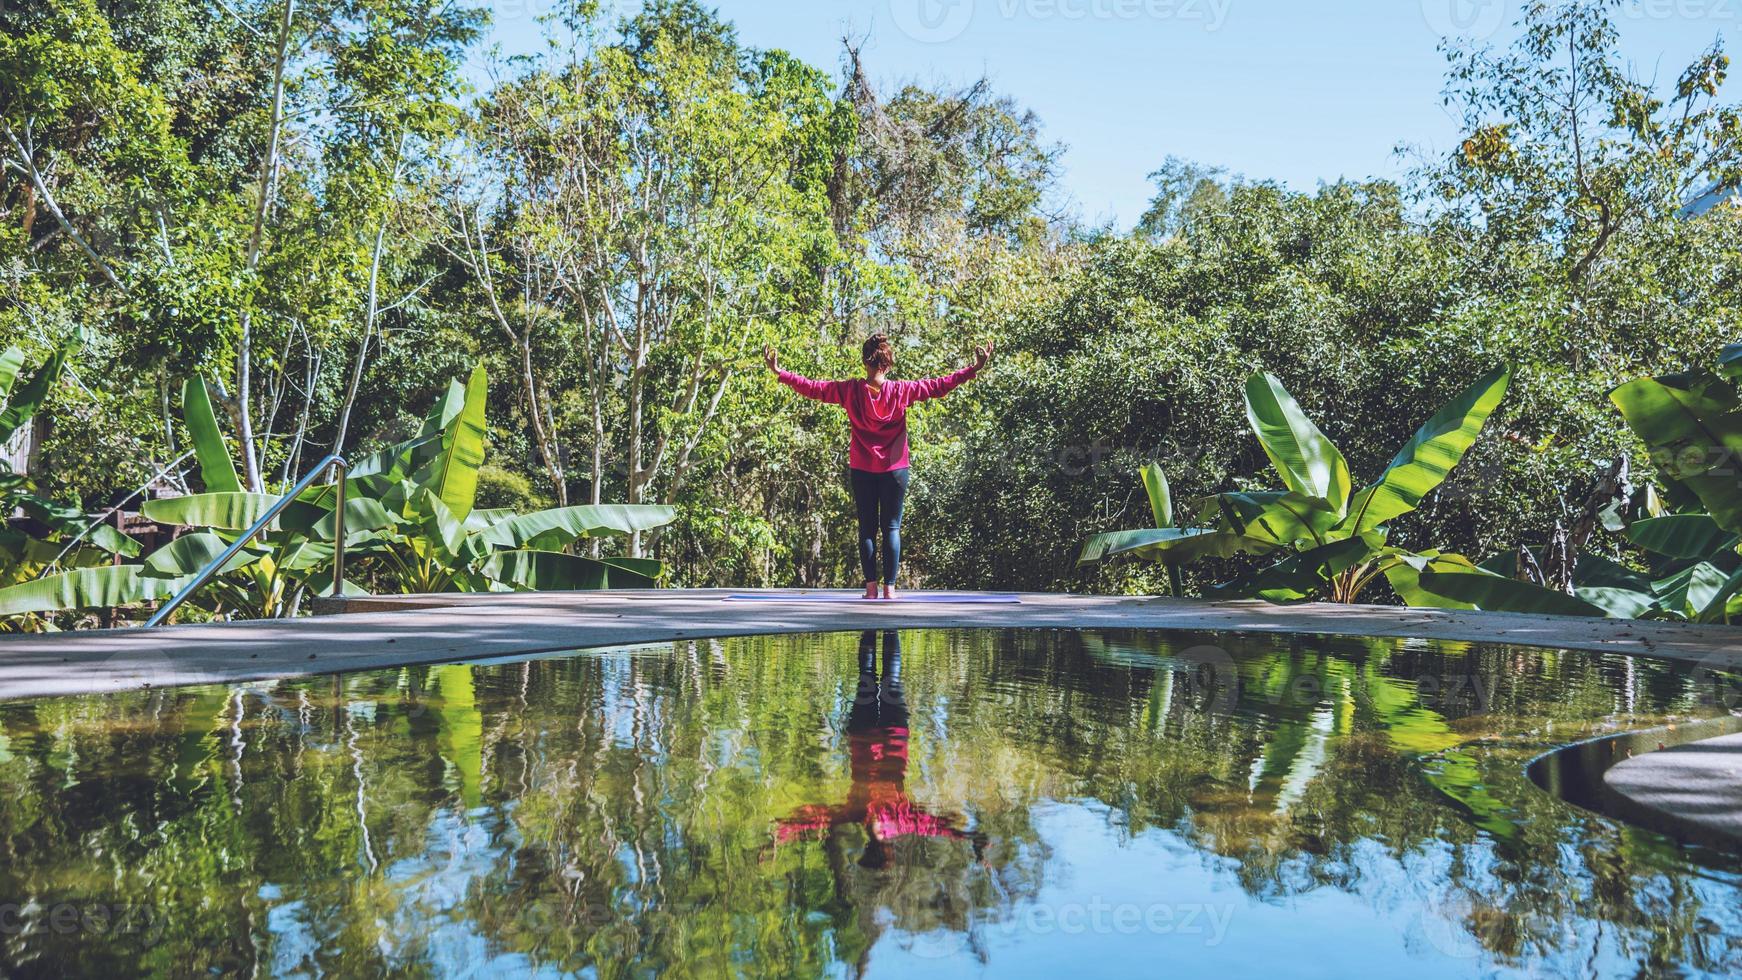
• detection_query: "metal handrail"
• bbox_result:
[146,454,349,628]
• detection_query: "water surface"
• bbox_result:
[1,628,1740,977]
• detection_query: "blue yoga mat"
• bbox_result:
[724,591,1021,604]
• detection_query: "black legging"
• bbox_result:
[850,467,910,585]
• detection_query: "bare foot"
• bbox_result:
[863,582,879,599]
[882,584,898,600]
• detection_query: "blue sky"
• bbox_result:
[476,0,1736,229]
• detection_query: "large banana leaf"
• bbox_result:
[0,346,25,398]
[1625,514,1737,560]
[422,377,468,436]
[143,493,328,532]
[310,497,394,541]
[1078,527,1259,565]
[464,508,516,532]
[142,532,264,578]
[300,567,371,596]
[278,539,335,572]
[1695,565,1742,624]
[87,524,143,558]
[1141,462,1172,528]
[597,556,665,579]
[1575,586,1660,619]
[14,491,83,528]
[1653,561,1733,619]
[1139,463,1189,595]
[1417,567,1608,617]
[1720,342,1742,381]
[1213,490,1342,547]
[182,378,243,494]
[292,432,443,509]
[416,365,487,523]
[0,346,64,445]
[0,528,81,565]
[475,504,678,549]
[413,489,468,563]
[1610,371,1742,533]
[351,431,441,481]
[1571,551,1654,592]
[1211,535,1381,602]
[482,550,661,590]
[1343,366,1511,534]
[1381,551,1480,610]
[1243,373,1352,512]
[0,566,187,615]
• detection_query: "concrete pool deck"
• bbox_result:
[3,588,1740,849]
[3,588,1742,702]
[1606,732,1742,851]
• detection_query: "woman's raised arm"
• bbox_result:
[767,346,846,404]
[905,341,994,404]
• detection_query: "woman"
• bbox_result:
[766,333,993,599]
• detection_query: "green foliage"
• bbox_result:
[0,341,148,629]
[1243,373,1353,508]
[181,379,242,494]
[416,364,487,523]
[1081,367,1511,606]
[4,0,1742,615]
[475,464,550,513]
[0,365,675,624]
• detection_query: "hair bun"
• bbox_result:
[862,333,894,371]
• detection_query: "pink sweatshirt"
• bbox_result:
[777,364,980,472]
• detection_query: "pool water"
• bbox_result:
[2,628,1740,977]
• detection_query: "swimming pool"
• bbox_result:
[1,628,1738,977]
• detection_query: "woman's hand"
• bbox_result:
[973,340,995,371]
[764,344,780,373]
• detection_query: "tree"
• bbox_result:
[452,0,850,553]
[1431,0,1742,290]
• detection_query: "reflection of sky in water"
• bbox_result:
[1,629,1740,977]
[871,802,1470,977]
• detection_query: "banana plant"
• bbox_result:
[1081,366,1513,606]
[0,364,677,625]
[1595,359,1742,622]
[328,366,675,593]
[0,342,151,627]
[1429,352,1742,623]
[1350,350,1742,623]
[1078,462,1190,595]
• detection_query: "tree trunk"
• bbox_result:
[332,203,391,454]
[235,0,299,492]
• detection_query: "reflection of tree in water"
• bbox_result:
[0,629,1740,976]
[1063,631,1742,971]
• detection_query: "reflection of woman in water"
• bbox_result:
[776,630,982,868]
